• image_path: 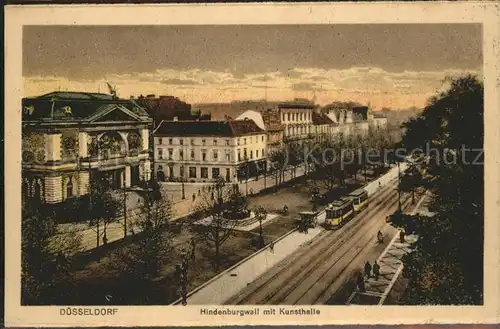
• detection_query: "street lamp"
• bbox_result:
[257,206,267,248]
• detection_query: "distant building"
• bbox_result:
[134,94,210,127]
[22,92,153,204]
[153,119,267,183]
[236,108,284,156]
[373,112,388,128]
[278,99,317,142]
[311,112,337,142]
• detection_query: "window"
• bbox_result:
[238,152,241,161]
[244,148,248,159]
[158,165,163,170]
[212,167,220,178]
[168,148,173,160]
[158,148,163,160]
[288,113,291,121]
[262,148,265,157]
[202,149,207,161]
[256,150,259,158]
[213,139,218,145]
[66,179,73,198]
[237,139,240,146]
[225,150,231,161]
[179,150,184,160]
[169,138,173,145]
[159,138,163,145]
[213,150,218,160]
[250,136,252,143]
[190,139,195,146]
[244,138,247,145]
[250,150,253,159]
[180,139,184,145]
[282,113,285,121]
[201,167,208,178]
[225,139,230,146]
[202,139,206,146]
[190,150,195,160]
[262,136,264,142]
[180,165,185,178]
[189,167,197,178]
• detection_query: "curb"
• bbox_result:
[170,227,299,305]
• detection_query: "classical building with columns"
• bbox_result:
[22,91,153,204]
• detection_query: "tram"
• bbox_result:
[324,198,354,228]
[348,188,369,212]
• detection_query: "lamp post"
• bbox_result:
[257,206,267,248]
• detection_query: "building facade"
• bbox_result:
[236,109,284,156]
[153,119,267,183]
[278,100,316,141]
[22,92,153,204]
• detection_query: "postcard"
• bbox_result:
[4,2,500,327]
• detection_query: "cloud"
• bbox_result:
[291,82,325,92]
[24,66,481,109]
[161,78,200,85]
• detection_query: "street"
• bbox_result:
[225,178,414,305]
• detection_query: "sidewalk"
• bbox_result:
[346,192,427,305]
[172,224,325,305]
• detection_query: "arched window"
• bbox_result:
[66,178,74,198]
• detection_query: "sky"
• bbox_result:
[23,24,482,110]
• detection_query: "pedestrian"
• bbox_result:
[364,261,372,279]
[269,241,275,253]
[378,181,382,190]
[373,261,380,280]
[356,272,366,292]
[399,230,405,243]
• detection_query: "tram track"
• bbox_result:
[292,195,412,304]
[260,194,411,305]
[226,179,404,305]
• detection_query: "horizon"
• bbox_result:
[23,24,481,111]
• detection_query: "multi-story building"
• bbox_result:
[22,91,153,204]
[278,99,316,142]
[153,119,267,183]
[311,112,336,143]
[236,108,284,156]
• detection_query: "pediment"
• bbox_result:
[91,106,141,123]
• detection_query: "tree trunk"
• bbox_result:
[214,241,220,271]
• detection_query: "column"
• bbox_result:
[44,175,63,203]
[78,131,88,158]
[140,128,149,152]
[124,165,131,188]
[44,133,61,162]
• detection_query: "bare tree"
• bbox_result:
[192,177,241,270]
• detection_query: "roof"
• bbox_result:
[278,100,316,110]
[236,110,266,130]
[261,109,284,131]
[154,119,265,137]
[312,112,336,125]
[348,188,368,197]
[328,198,353,209]
[22,91,151,122]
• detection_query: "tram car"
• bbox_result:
[324,198,354,229]
[347,188,369,212]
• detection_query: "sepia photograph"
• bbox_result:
[5,3,500,327]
